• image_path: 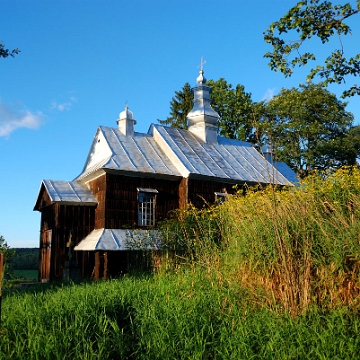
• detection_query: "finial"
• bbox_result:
[196,57,207,84]
[198,56,206,71]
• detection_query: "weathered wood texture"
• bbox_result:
[91,250,161,280]
[37,172,247,281]
[88,173,181,229]
[187,178,240,208]
[38,203,95,281]
[179,178,188,208]
[34,183,53,211]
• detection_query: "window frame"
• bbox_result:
[137,188,158,227]
[214,192,230,205]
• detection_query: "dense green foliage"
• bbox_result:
[2,168,360,358]
[207,79,254,141]
[0,235,15,276]
[9,248,39,270]
[257,83,360,177]
[264,0,360,97]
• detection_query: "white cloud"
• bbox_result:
[0,100,43,137]
[262,88,276,101]
[51,96,77,112]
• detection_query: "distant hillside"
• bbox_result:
[9,248,39,270]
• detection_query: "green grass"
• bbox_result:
[1,274,360,359]
[12,270,38,280]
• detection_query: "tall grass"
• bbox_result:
[2,274,360,359]
[1,167,360,358]
[160,167,360,315]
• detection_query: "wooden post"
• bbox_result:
[0,253,4,327]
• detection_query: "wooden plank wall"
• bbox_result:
[91,250,160,280]
[179,178,188,208]
[89,173,181,229]
[39,203,95,281]
[88,175,107,229]
[36,174,246,281]
[187,178,241,208]
[38,204,56,281]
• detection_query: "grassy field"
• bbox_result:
[1,167,360,359]
[1,275,360,359]
[12,269,38,280]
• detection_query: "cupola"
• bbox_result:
[116,105,136,136]
[262,145,273,163]
[186,67,219,143]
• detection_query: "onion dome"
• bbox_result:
[119,105,134,120]
[196,69,206,84]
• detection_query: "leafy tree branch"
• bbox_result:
[0,41,20,58]
[264,0,360,97]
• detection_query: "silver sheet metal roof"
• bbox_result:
[38,180,98,205]
[74,228,161,251]
[76,124,293,185]
[151,125,292,185]
[272,161,298,184]
[76,126,182,180]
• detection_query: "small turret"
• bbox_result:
[262,145,273,163]
[116,105,136,136]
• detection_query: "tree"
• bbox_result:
[159,79,256,142]
[158,83,193,130]
[0,41,20,58]
[259,83,359,177]
[0,235,15,273]
[206,79,254,141]
[264,0,360,97]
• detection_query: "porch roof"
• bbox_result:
[74,228,161,251]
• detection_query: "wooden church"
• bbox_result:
[34,69,296,281]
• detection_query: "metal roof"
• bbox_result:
[76,124,294,185]
[150,125,292,185]
[35,180,98,208]
[272,161,299,184]
[74,228,161,251]
[76,126,182,181]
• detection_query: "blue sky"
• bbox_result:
[1,0,359,248]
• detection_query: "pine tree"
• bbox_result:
[158,82,193,130]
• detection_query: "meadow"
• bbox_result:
[12,270,38,280]
[1,167,360,359]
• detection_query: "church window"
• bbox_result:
[137,188,158,226]
[215,192,229,205]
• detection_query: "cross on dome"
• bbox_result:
[198,56,206,71]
